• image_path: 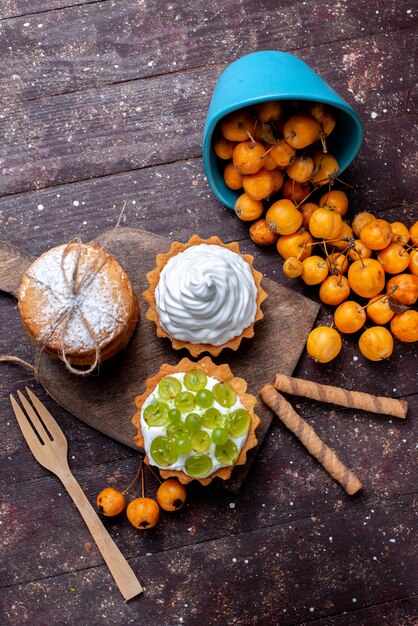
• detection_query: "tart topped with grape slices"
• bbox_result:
[132,357,260,485]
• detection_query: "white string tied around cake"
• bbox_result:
[0,202,127,378]
[39,236,112,375]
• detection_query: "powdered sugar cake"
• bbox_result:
[18,242,138,367]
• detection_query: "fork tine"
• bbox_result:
[10,394,44,458]
[17,390,51,443]
[25,387,65,441]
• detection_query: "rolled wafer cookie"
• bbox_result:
[260,384,363,495]
[273,373,408,419]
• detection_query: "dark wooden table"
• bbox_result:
[0,2,417,625]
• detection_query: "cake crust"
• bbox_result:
[132,356,261,485]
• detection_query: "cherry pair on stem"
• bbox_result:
[97,461,187,530]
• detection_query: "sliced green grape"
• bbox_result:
[228,409,251,437]
[167,422,190,439]
[143,401,170,427]
[158,376,182,400]
[213,382,237,408]
[184,370,208,391]
[175,436,193,456]
[185,413,202,433]
[150,435,178,467]
[185,454,213,478]
[215,439,238,466]
[196,388,215,409]
[201,407,223,429]
[191,430,211,453]
[211,427,229,445]
[221,414,230,430]
[174,391,196,413]
[168,408,182,423]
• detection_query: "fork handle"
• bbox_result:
[59,470,143,600]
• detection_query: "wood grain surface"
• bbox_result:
[0,240,34,297]
[0,0,105,19]
[0,227,319,492]
[0,1,417,625]
[0,32,416,196]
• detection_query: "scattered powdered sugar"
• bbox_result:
[22,244,130,352]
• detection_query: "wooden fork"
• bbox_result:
[10,388,143,601]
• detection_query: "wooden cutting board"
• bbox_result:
[0,228,319,491]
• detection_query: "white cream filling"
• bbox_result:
[140,373,248,478]
[155,244,257,345]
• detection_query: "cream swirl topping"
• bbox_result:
[155,244,257,345]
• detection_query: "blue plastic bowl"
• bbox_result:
[202,51,363,209]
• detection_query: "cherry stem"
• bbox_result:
[144,463,163,484]
[245,129,256,145]
[343,246,350,264]
[261,138,286,158]
[327,248,346,282]
[359,285,398,311]
[305,236,349,248]
[295,185,317,209]
[297,242,310,260]
[291,179,296,204]
[350,244,366,268]
[121,459,143,495]
[335,177,354,189]
[311,175,335,187]
[141,464,145,499]
[320,241,329,259]
[320,135,328,153]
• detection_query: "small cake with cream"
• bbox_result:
[143,235,267,357]
[132,357,260,485]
